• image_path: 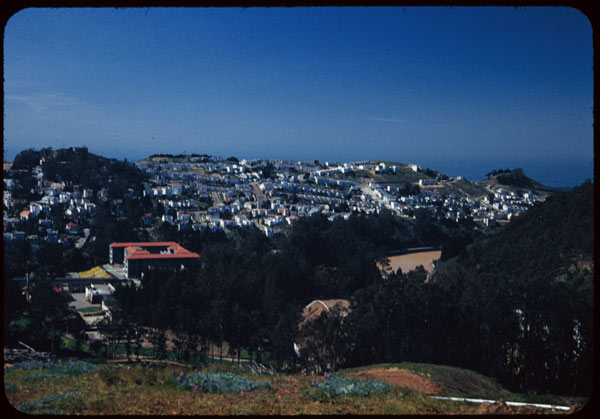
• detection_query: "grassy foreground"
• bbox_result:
[4,360,585,415]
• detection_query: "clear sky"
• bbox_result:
[3,6,594,186]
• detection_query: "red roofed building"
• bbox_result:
[109,242,200,279]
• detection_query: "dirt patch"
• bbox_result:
[474,400,551,415]
[379,251,441,278]
[344,367,443,395]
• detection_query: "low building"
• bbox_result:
[109,242,201,279]
[66,222,79,234]
[85,283,114,304]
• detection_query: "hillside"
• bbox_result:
[333,162,553,199]
[429,181,594,394]
[5,358,585,414]
[482,167,557,196]
[9,147,147,198]
[436,180,593,277]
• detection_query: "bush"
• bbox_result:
[5,360,48,371]
[4,381,18,394]
[98,367,126,387]
[130,366,159,386]
[175,372,273,393]
[309,373,394,400]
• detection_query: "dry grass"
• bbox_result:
[5,361,575,415]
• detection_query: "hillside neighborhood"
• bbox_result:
[3,149,593,415]
[3,149,549,348]
[3,150,545,247]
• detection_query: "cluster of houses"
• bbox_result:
[3,152,547,352]
[135,156,544,236]
[3,159,99,246]
[3,153,545,251]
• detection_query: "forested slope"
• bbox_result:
[428,180,594,394]
[10,147,147,198]
[305,181,594,395]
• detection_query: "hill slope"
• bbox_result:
[5,359,586,414]
[483,167,558,195]
[430,181,593,395]
[10,147,147,197]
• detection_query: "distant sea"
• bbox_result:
[417,157,594,189]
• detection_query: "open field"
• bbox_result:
[379,250,442,276]
[4,360,585,415]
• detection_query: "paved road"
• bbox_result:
[75,228,91,249]
[102,264,128,280]
[68,292,100,310]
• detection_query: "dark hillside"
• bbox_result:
[10,147,147,198]
[454,180,593,276]
[484,168,557,194]
[317,182,593,397]
[429,181,593,395]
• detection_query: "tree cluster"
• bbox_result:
[4,278,84,354]
[9,147,148,200]
[486,168,513,178]
[104,213,458,368]
[108,182,593,396]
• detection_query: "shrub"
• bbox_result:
[30,409,65,415]
[6,360,48,371]
[50,360,99,375]
[4,381,18,394]
[309,374,394,400]
[130,366,159,386]
[175,372,273,393]
[98,367,126,387]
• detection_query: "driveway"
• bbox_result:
[102,264,128,280]
[68,292,100,311]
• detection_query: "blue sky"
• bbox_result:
[3,7,593,186]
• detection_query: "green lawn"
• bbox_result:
[76,306,103,314]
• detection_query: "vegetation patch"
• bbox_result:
[309,373,394,401]
[21,372,65,382]
[7,359,99,375]
[395,362,516,400]
[5,362,579,414]
[4,381,18,394]
[17,391,81,414]
[77,306,103,313]
[175,371,273,393]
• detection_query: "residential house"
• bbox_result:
[66,222,79,234]
[142,213,153,225]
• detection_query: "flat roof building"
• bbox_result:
[109,242,200,279]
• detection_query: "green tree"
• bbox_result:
[26,279,71,353]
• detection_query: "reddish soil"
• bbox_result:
[474,400,556,415]
[344,367,443,395]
